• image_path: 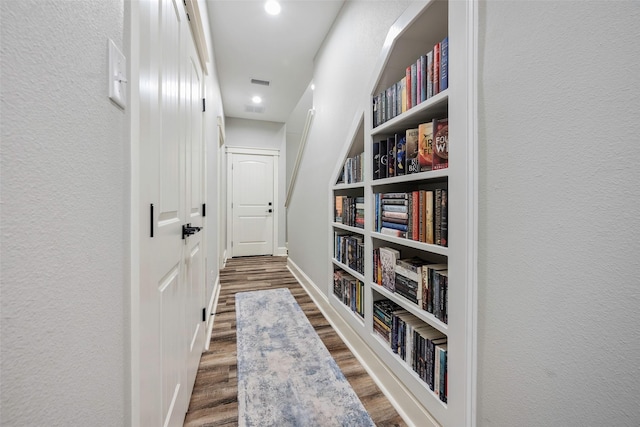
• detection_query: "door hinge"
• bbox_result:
[202,98,206,112]
[202,203,206,217]
[202,307,206,322]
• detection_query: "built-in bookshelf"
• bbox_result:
[328,1,475,426]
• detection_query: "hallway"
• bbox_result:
[183,256,406,426]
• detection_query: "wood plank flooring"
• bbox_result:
[184,256,406,427]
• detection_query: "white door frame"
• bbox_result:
[226,146,279,258]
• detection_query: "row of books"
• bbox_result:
[334,195,364,228]
[372,36,448,128]
[373,117,448,180]
[374,190,448,247]
[336,152,364,185]
[334,232,364,275]
[373,299,448,402]
[373,247,449,324]
[333,269,365,319]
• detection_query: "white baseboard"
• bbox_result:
[275,246,288,257]
[286,258,438,427]
[204,274,221,351]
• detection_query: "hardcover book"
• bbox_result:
[372,141,380,180]
[379,247,400,292]
[387,136,396,178]
[418,121,434,172]
[440,36,448,91]
[335,195,344,223]
[427,50,434,99]
[395,134,406,176]
[433,41,440,95]
[432,118,449,170]
[405,128,419,174]
[378,139,388,179]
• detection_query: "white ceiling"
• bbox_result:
[206,0,344,123]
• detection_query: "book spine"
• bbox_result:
[433,41,440,95]
[416,58,422,105]
[440,36,448,91]
[435,189,442,245]
[410,62,417,109]
[405,65,412,111]
[420,54,427,102]
[427,51,433,98]
[412,190,420,241]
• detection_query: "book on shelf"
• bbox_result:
[420,54,427,103]
[425,190,435,244]
[439,189,447,247]
[333,268,365,318]
[421,264,447,316]
[334,195,344,223]
[372,141,380,180]
[405,128,420,174]
[432,117,449,170]
[433,41,440,95]
[378,247,400,292]
[418,121,434,172]
[426,50,434,98]
[410,62,417,110]
[379,138,388,179]
[440,36,448,92]
[395,134,406,176]
[387,136,396,178]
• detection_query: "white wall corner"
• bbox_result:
[286,258,438,427]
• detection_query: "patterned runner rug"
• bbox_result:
[235,288,375,427]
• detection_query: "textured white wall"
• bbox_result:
[1,0,128,425]
[287,0,412,293]
[477,1,640,425]
[225,118,287,251]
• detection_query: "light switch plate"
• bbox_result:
[108,39,127,109]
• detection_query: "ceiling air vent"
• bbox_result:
[245,105,265,113]
[250,78,270,86]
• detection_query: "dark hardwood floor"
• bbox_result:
[183,256,406,427]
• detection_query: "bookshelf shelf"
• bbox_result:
[332,222,364,235]
[332,259,365,282]
[372,90,448,136]
[372,285,448,334]
[371,232,448,256]
[371,169,448,186]
[328,1,475,425]
[333,182,365,191]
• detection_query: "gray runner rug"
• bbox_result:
[235,288,375,427]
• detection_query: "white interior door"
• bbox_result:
[138,0,205,425]
[230,153,275,257]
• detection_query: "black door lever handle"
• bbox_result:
[182,223,203,239]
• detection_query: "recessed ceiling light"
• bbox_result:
[310,83,316,91]
[265,0,281,16]
[252,96,262,104]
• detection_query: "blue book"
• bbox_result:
[440,36,448,91]
[382,221,408,232]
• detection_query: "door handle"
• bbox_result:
[268,209,273,213]
[182,223,202,239]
